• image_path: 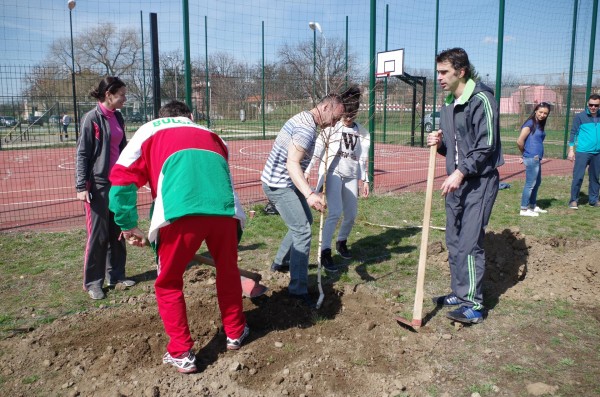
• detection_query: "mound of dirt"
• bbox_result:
[429,228,600,305]
[1,231,599,397]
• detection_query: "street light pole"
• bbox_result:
[68,0,78,141]
[309,21,328,96]
[312,28,316,103]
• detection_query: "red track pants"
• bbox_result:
[155,215,246,356]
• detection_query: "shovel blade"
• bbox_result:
[395,316,422,332]
[241,276,268,298]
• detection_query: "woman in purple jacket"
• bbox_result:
[75,76,134,299]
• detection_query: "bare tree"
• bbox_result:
[120,66,152,115]
[161,51,184,100]
[22,66,66,113]
[210,52,241,77]
[211,52,248,114]
[278,40,317,100]
[48,38,79,73]
[77,24,141,76]
[278,37,358,101]
[189,52,257,119]
[502,73,524,87]
[48,23,142,77]
[259,62,306,100]
[25,23,146,117]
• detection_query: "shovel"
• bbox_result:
[141,239,268,298]
[188,253,268,298]
[395,144,437,331]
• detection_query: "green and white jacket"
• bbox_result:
[108,117,245,243]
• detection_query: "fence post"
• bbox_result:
[563,0,579,159]
[182,0,192,109]
[585,0,598,100]
[69,6,79,142]
[368,0,376,190]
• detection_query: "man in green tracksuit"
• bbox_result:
[427,48,504,324]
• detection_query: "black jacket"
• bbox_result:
[438,79,504,177]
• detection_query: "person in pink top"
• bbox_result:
[75,76,135,300]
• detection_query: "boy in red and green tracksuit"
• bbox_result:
[108,101,248,373]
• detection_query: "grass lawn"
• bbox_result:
[1,175,597,337]
[1,175,599,397]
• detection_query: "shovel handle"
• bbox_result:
[411,145,437,326]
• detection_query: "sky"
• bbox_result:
[0,0,598,96]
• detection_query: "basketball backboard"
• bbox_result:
[376,48,404,78]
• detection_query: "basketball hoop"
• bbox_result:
[375,72,391,78]
[376,49,404,78]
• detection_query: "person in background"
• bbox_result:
[427,48,504,325]
[567,94,600,209]
[61,112,71,141]
[517,102,551,217]
[75,76,134,300]
[261,94,345,308]
[304,85,370,272]
[109,100,248,374]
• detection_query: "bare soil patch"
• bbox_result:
[1,230,599,397]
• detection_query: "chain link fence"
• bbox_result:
[0,0,598,230]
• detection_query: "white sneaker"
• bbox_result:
[520,209,539,217]
[107,279,136,288]
[226,325,250,350]
[87,287,105,300]
[162,351,197,373]
[532,206,548,214]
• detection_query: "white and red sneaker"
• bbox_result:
[162,351,197,373]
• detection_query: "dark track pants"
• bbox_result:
[444,170,499,310]
[570,151,600,205]
[82,183,127,291]
[155,216,246,357]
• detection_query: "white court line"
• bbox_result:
[375,159,435,165]
[504,158,522,164]
[2,169,12,181]
[1,185,153,196]
[0,186,73,195]
[10,155,31,163]
[376,166,446,174]
[230,164,262,172]
[0,197,76,206]
[235,146,267,173]
[238,147,270,157]
[58,161,75,170]
[376,153,429,159]
[2,192,152,207]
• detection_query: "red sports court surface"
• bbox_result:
[0,141,572,231]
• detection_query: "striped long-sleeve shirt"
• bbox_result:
[261,111,317,188]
